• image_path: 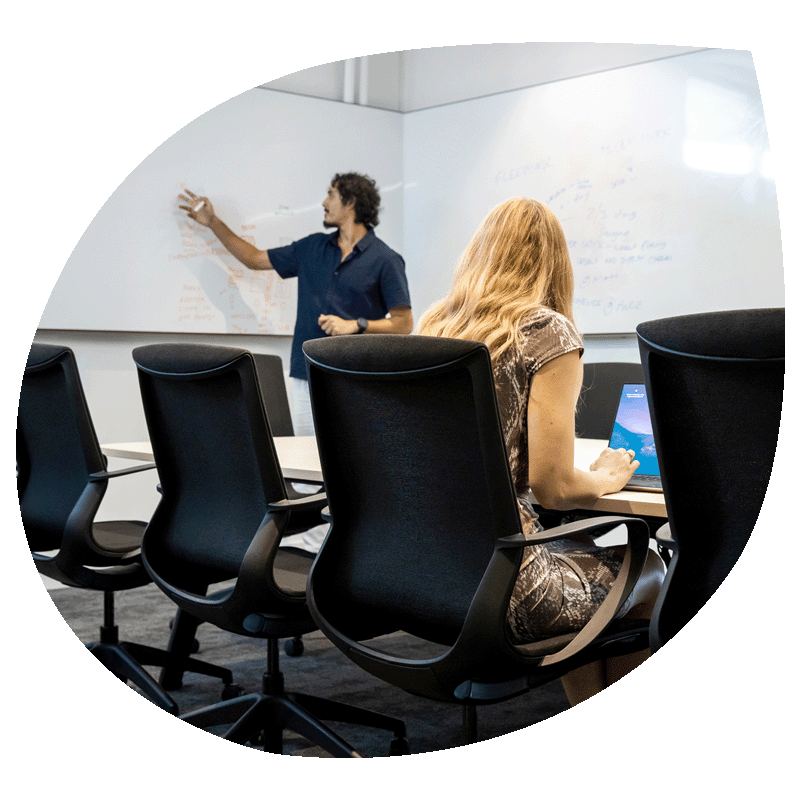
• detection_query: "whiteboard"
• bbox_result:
[40,89,403,334]
[402,49,783,333]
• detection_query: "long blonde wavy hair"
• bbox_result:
[417,197,576,361]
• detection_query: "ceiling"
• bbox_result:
[263,43,709,112]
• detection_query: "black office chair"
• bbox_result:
[302,335,653,748]
[160,351,317,683]
[575,361,645,439]
[17,343,234,714]
[637,308,784,652]
[132,343,408,756]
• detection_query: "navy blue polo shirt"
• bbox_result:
[268,229,411,379]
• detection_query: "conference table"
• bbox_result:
[101,436,667,519]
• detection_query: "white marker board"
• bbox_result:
[40,89,403,334]
[403,48,783,333]
[41,50,782,337]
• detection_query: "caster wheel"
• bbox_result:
[248,731,264,747]
[221,683,243,701]
[284,636,304,657]
[389,737,411,756]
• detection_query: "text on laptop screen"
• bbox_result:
[608,384,660,477]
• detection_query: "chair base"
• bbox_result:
[463,703,477,745]
[88,641,179,714]
[85,589,234,712]
[158,608,235,691]
[88,639,236,715]
[180,679,409,757]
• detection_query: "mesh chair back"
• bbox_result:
[18,344,107,550]
[303,335,522,645]
[576,361,645,439]
[637,308,784,648]
[133,344,288,588]
[252,353,294,437]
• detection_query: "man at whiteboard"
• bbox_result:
[178,172,413,435]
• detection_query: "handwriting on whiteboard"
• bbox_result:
[533,128,678,319]
[494,157,553,184]
[171,220,296,334]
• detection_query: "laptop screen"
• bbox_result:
[608,384,660,477]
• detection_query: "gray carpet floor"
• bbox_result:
[47,580,571,757]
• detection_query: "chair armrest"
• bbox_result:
[459,515,650,671]
[497,515,643,548]
[151,513,292,630]
[654,522,676,551]
[50,480,149,591]
[537,516,650,666]
[269,492,327,509]
[89,462,157,481]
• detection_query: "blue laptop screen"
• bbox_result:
[608,384,660,477]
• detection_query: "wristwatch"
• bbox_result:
[356,317,369,334]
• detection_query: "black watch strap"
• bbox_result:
[356,317,369,334]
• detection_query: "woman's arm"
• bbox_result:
[527,350,639,510]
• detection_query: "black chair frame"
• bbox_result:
[637,308,784,652]
[133,343,409,756]
[19,344,234,715]
[303,335,653,746]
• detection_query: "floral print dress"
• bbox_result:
[493,307,623,644]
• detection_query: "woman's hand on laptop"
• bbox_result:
[590,447,640,493]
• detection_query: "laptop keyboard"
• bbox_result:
[627,474,662,489]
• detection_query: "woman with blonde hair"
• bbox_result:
[417,197,665,704]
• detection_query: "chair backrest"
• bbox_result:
[133,344,288,589]
[637,308,784,650]
[18,344,107,551]
[303,335,522,645]
[251,353,294,437]
[575,361,645,439]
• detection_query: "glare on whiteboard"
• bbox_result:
[683,140,753,174]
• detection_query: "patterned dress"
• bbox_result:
[494,307,623,644]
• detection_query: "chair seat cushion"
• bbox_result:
[91,520,146,555]
[272,548,315,594]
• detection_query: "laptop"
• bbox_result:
[608,383,662,492]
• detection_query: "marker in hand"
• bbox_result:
[178,190,211,225]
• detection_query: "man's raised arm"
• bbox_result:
[178,189,273,271]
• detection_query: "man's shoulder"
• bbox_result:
[363,230,404,264]
[298,231,337,247]
[268,230,332,254]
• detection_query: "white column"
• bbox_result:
[358,55,369,105]
[343,58,356,103]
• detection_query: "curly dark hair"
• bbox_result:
[331,172,381,228]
